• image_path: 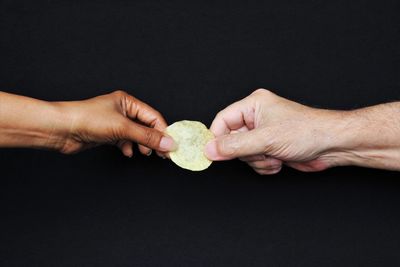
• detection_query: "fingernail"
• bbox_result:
[146,150,152,156]
[205,140,219,160]
[156,151,167,159]
[159,136,177,151]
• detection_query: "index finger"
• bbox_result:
[210,97,256,137]
[124,94,168,131]
[122,94,170,156]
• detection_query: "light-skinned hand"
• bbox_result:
[205,89,400,174]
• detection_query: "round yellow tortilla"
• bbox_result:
[165,120,214,171]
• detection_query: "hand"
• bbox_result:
[55,90,176,157]
[205,89,348,174]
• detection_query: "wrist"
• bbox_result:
[318,110,364,167]
[41,102,74,152]
[320,106,400,170]
[48,101,82,153]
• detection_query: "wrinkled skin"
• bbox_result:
[205,89,400,174]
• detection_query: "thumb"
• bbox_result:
[123,121,176,152]
[204,129,267,161]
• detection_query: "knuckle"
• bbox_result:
[153,110,163,121]
[59,140,83,155]
[255,166,282,175]
[266,159,282,169]
[252,88,272,96]
[113,90,127,97]
[271,166,282,174]
[214,110,225,121]
[255,169,268,175]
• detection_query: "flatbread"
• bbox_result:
[165,120,214,171]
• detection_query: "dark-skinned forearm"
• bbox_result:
[0,91,68,150]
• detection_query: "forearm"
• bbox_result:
[0,91,69,150]
[326,102,400,170]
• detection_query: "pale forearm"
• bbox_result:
[0,92,68,150]
[326,102,400,170]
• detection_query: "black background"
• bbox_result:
[1,0,400,266]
